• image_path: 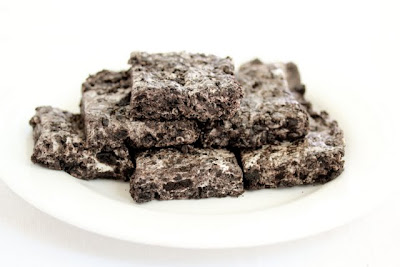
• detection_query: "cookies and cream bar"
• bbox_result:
[240,103,345,188]
[128,52,243,122]
[130,146,244,203]
[30,106,134,180]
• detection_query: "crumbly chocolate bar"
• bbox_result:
[128,52,243,121]
[130,147,244,203]
[240,105,345,189]
[200,60,309,148]
[81,70,200,149]
[29,106,134,180]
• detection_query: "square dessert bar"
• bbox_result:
[29,106,134,180]
[130,147,244,203]
[81,70,200,149]
[128,52,243,121]
[240,109,345,189]
[200,60,309,148]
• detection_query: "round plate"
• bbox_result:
[0,62,396,249]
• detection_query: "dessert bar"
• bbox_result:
[130,146,244,203]
[241,108,344,188]
[128,52,243,121]
[30,106,134,180]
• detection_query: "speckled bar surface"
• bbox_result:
[29,106,134,180]
[240,75,345,189]
[128,52,243,122]
[130,146,244,203]
[81,70,200,149]
[200,60,309,148]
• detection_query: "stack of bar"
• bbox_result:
[199,59,309,148]
[29,51,345,203]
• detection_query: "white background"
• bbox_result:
[1,0,399,266]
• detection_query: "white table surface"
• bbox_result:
[1,179,399,267]
[1,0,399,266]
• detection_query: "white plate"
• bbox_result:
[0,61,397,249]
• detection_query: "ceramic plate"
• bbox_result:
[0,61,396,249]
